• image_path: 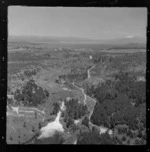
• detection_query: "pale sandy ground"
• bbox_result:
[37,101,65,139]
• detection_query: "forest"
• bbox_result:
[86,71,146,144]
[12,79,49,107]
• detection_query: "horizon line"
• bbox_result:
[8,34,146,41]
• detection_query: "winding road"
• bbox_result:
[72,64,97,120]
[72,82,87,105]
[7,105,45,117]
[72,64,112,135]
[87,64,96,79]
[72,64,97,105]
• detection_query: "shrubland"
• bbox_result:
[13,79,49,107]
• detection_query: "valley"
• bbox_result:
[7,41,146,145]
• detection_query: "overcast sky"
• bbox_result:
[8,7,147,40]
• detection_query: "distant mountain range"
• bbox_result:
[8,35,100,43]
[8,35,146,49]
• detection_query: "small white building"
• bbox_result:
[74,119,80,125]
[66,97,71,101]
[7,94,14,99]
[137,76,146,82]
[99,126,113,135]
[89,56,93,59]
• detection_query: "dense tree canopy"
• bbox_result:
[77,131,114,144]
[64,98,88,120]
[89,71,145,132]
[35,133,64,144]
[14,79,49,107]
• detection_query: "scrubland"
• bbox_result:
[7,42,146,144]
